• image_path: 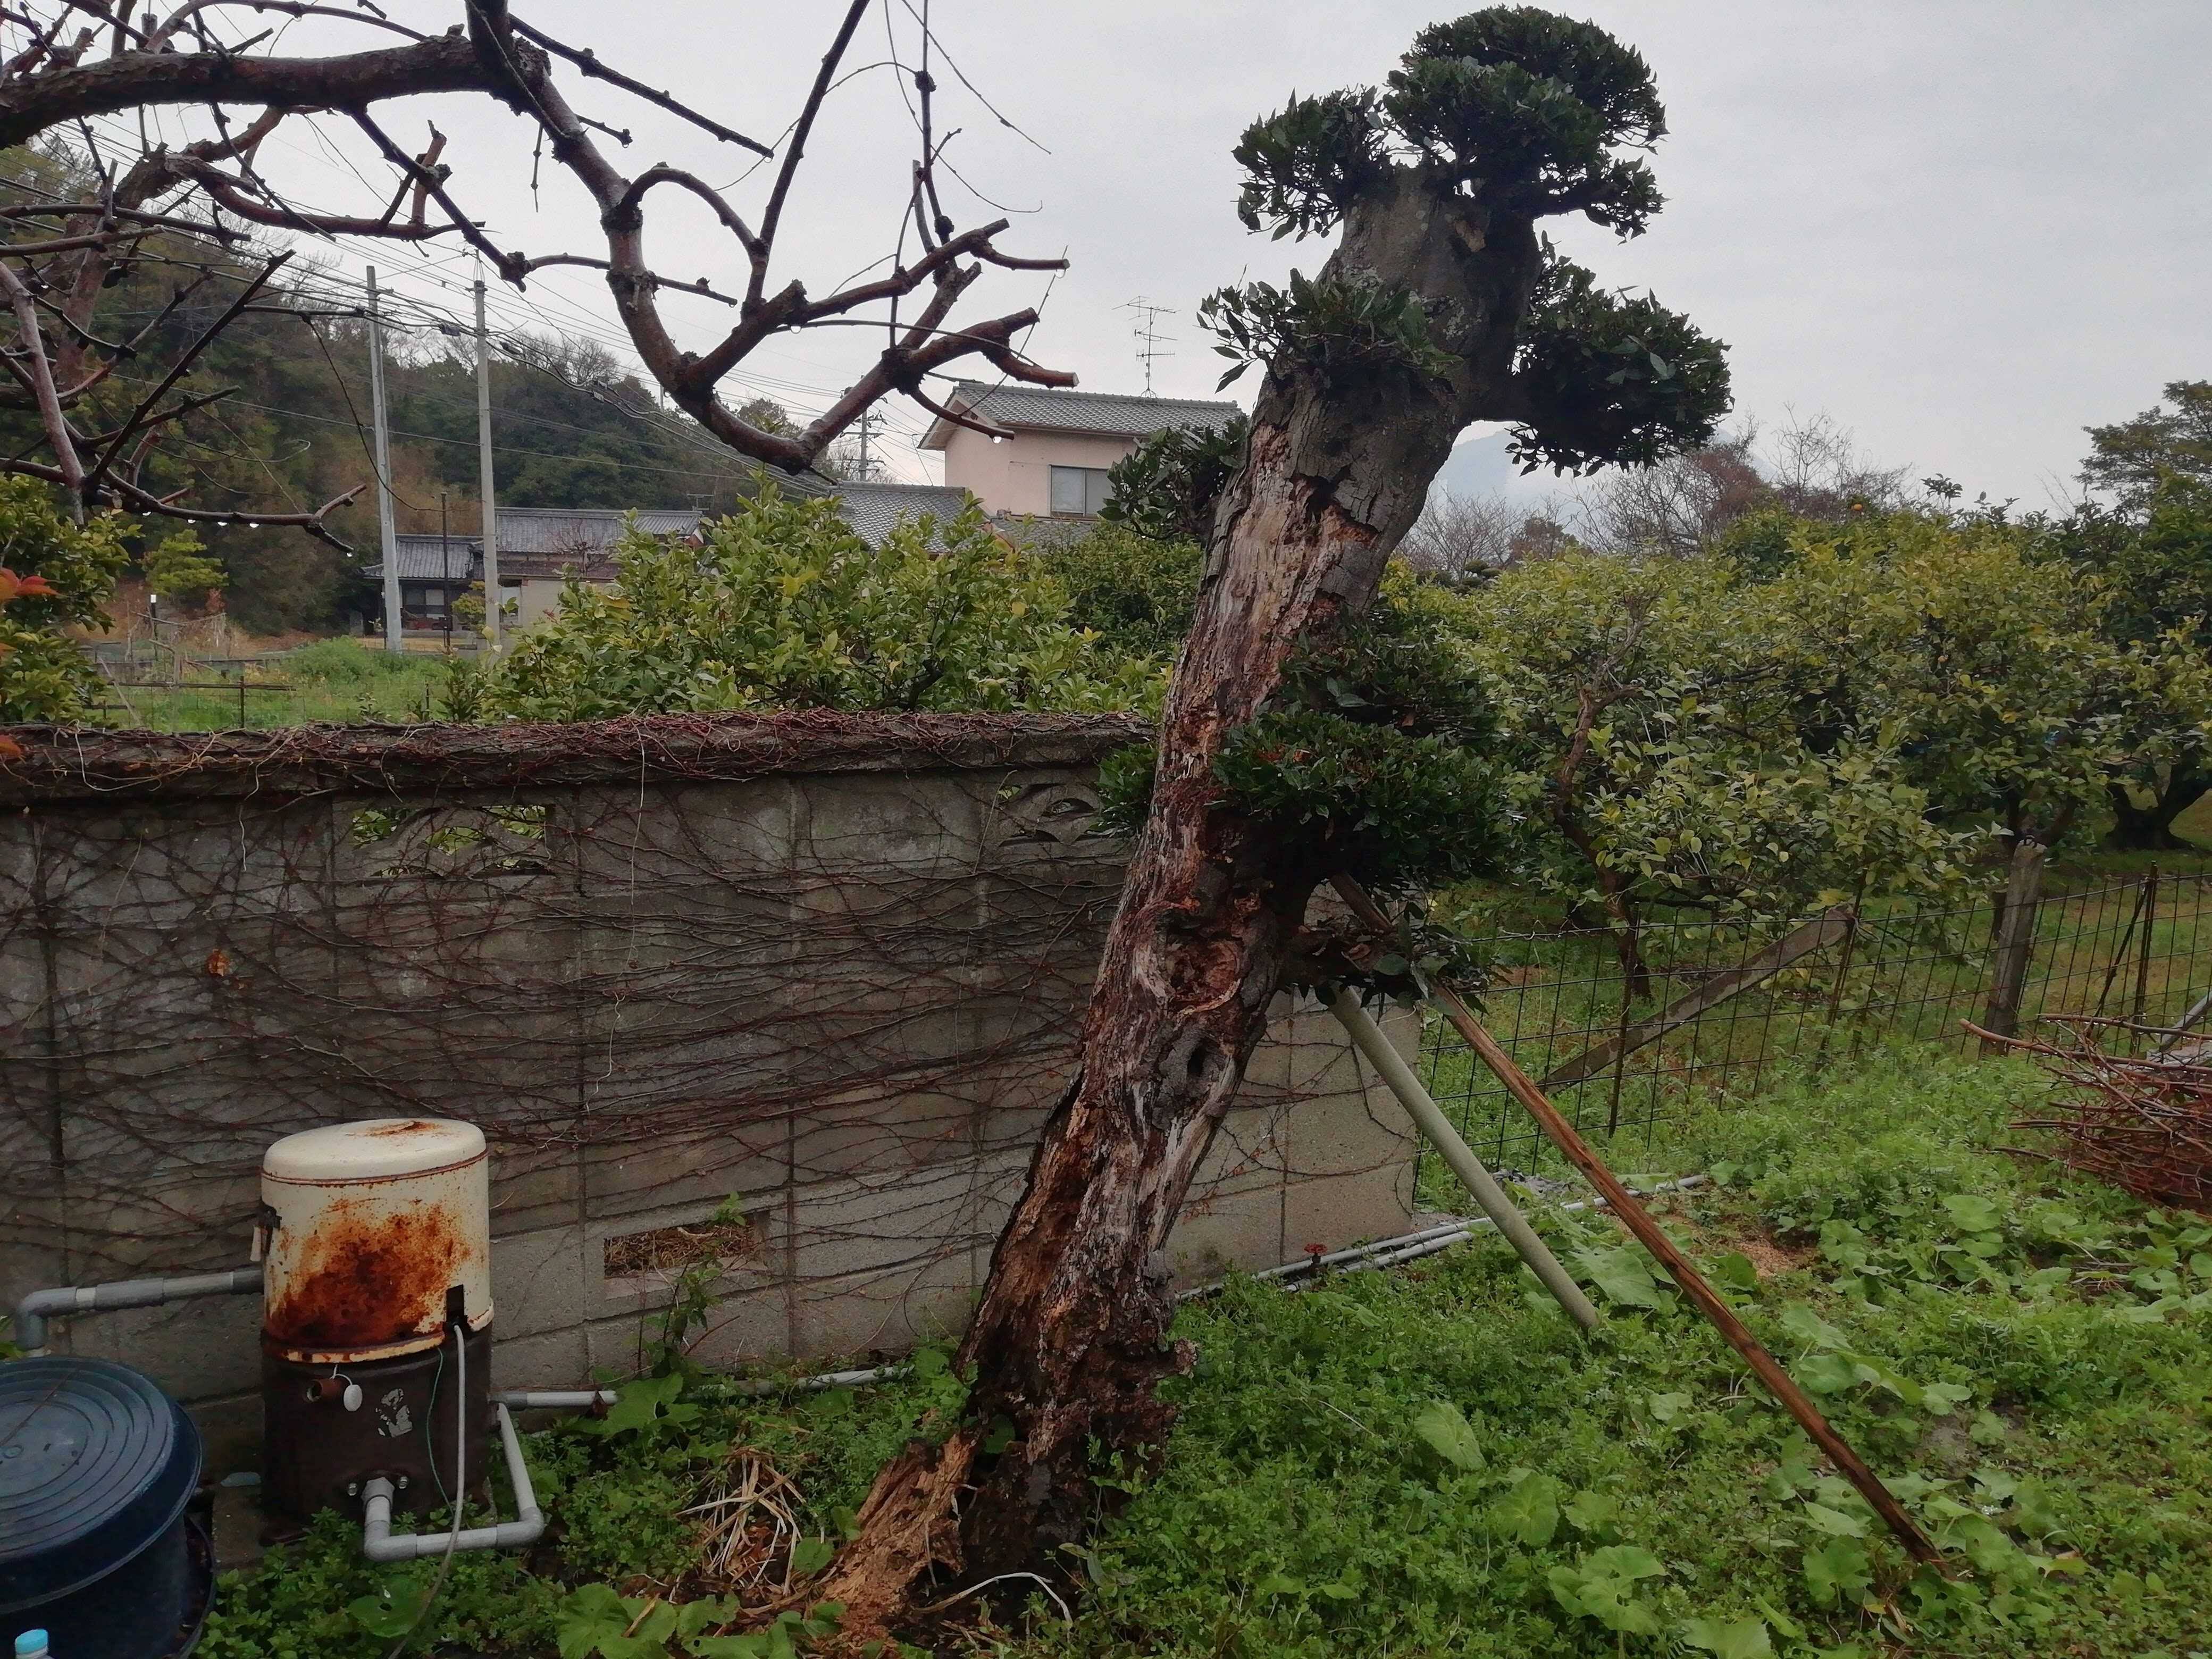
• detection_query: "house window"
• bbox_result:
[402,584,449,616]
[1049,465,1112,516]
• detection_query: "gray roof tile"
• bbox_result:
[833,482,974,548]
[918,381,1243,449]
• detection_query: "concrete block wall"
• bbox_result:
[0,714,1420,1471]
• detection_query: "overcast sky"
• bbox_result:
[232,2,2210,507]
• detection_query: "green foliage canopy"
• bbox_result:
[1201,5,1729,483]
[1030,522,1204,660]
[0,477,132,723]
[1452,546,1968,934]
[471,493,1160,723]
[2079,379,2212,506]
[1756,511,2212,848]
[1099,573,1514,910]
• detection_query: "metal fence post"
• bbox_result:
[2132,865,2159,1033]
[1981,838,2048,1047]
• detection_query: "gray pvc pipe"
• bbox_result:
[491,1389,618,1410]
[362,1403,542,1561]
[11,1264,263,1353]
[1327,989,1603,1332]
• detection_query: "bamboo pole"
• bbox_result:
[1330,875,1944,1566]
[1326,989,1602,1331]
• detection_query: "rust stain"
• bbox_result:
[364,1120,442,1138]
[266,1195,471,1351]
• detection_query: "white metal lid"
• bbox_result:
[262,1118,486,1184]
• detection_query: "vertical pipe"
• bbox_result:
[366,266,401,653]
[1326,988,1602,1332]
[475,261,501,651]
[2133,866,2159,1033]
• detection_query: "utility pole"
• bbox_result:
[853,407,878,482]
[439,489,453,655]
[474,258,501,649]
[366,266,402,652]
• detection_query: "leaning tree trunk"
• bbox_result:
[820,170,1547,1627]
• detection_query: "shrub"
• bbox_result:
[0,477,132,724]
[474,493,1161,722]
[1033,521,1203,659]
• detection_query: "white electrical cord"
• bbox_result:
[381,1318,468,1659]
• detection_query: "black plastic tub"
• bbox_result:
[0,1358,209,1659]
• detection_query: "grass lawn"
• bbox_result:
[199,1048,2212,1658]
[91,639,458,730]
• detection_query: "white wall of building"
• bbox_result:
[937,427,1139,516]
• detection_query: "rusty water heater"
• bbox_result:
[257,1118,495,1526]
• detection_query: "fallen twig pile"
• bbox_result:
[1970,1019,2212,1211]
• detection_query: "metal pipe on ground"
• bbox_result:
[1326,988,1602,1333]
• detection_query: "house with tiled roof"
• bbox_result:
[918,381,1243,521]
[364,506,717,633]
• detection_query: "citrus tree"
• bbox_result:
[1454,548,1965,993]
[1759,510,2212,853]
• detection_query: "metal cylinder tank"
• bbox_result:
[259,1119,495,1526]
[260,1118,492,1363]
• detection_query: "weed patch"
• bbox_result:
[200,1050,2212,1656]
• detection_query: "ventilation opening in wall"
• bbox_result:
[603,1208,761,1292]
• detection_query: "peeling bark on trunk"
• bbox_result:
[820,170,1549,1629]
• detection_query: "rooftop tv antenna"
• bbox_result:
[1121,297,1177,394]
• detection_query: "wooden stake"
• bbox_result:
[1330,875,1946,1566]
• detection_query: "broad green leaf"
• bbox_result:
[787,1537,835,1577]
[1647,1390,1693,1423]
[1563,1490,1619,1534]
[1574,1245,1666,1309]
[556,1585,634,1659]
[1710,1251,1761,1290]
[1411,1399,1486,1471]
[1802,1501,1868,1538]
[1942,1193,2001,1234]
[1795,1351,1859,1395]
[1801,1538,1872,1608]
[1583,1544,1665,1580]
[1490,1471,1561,1546]
[1780,1303,1848,1350]
[676,1598,742,1641]
[1680,1615,1774,1658]
[1750,1595,1803,1639]
[345,1574,428,1639]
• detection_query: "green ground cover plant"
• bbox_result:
[94,640,456,731]
[200,1049,2211,1657]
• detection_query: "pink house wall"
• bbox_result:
[937,426,1140,516]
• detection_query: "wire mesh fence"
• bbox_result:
[1419,872,2212,1186]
